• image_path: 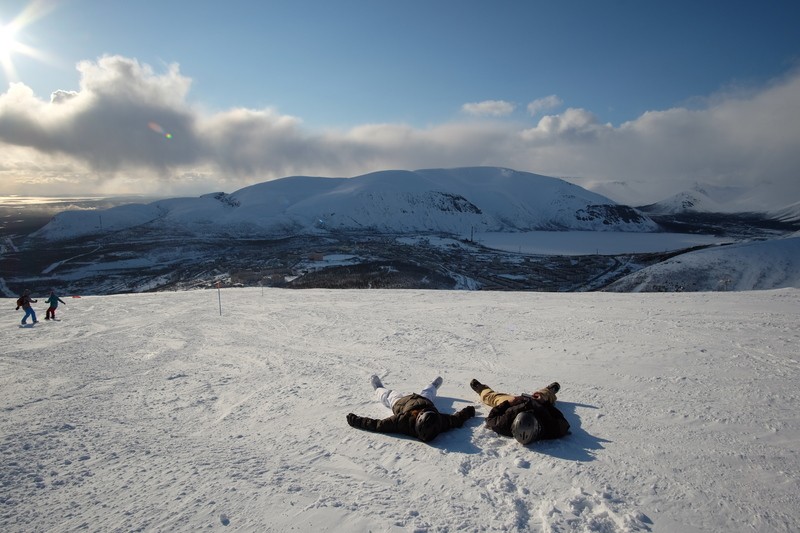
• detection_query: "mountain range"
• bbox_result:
[6,166,798,294]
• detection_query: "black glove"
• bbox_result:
[346,413,360,427]
[459,405,476,420]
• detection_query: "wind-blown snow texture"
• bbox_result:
[2,288,799,532]
[34,167,658,241]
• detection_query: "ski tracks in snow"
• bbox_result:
[2,288,799,531]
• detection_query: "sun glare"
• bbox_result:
[0,20,20,78]
[0,1,55,81]
[0,21,18,52]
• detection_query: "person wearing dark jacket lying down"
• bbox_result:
[346,375,475,442]
[470,379,570,445]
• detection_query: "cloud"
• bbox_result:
[521,108,609,140]
[0,55,798,209]
[527,95,562,116]
[50,90,78,104]
[0,56,199,173]
[461,100,515,117]
[511,72,800,206]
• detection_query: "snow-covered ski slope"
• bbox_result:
[2,288,799,532]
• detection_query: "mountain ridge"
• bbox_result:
[34,167,659,241]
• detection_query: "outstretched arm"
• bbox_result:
[346,413,402,434]
[439,405,476,431]
[540,404,571,438]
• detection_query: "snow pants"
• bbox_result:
[375,380,439,410]
[46,306,57,319]
[21,308,37,324]
[479,385,557,407]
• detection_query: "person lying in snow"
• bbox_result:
[346,375,475,442]
[470,379,570,445]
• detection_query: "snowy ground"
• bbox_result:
[1,288,799,532]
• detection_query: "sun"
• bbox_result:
[0,20,26,80]
[0,1,55,82]
[0,21,19,56]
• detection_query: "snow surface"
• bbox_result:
[607,234,800,292]
[2,288,799,532]
[770,201,800,224]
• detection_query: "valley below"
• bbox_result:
[2,210,796,296]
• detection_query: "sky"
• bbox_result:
[0,0,799,208]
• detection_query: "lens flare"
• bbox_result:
[148,121,173,139]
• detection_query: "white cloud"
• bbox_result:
[0,55,798,209]
[511,73,800,206]
[521,108,608,140]
[50,90,78,104]
[527,94,562,116]
[461,100,515,117]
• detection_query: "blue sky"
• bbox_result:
[0,0,799,207]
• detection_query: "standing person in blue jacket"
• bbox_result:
[44,290,66,320]
[15,289,38,325]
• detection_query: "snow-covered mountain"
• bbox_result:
[562,177,647,208]
[33,167,659,241]
[637,183,785,215]
[604,233,800,292]
[770,201,800,223]
[638,186,723,214]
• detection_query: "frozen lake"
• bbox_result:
[476,231,732,256]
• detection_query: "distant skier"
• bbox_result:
[346,375,475,443]
[44,290,66,320]
[15,289,38,325]
[470,379,570,444]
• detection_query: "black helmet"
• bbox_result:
[511,412,542,444]
[415,410,441,442]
